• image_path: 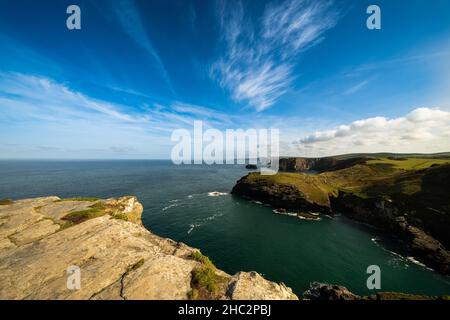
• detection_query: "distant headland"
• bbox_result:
[232,153,450,275]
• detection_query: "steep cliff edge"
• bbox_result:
[232,159,450,275]
[279,156,366,172]
[0,196,297,300]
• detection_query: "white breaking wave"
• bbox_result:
[187,223,201,234]
[407,256,432,270]
[273,209,297,217]
[162,203,179,212]
[273,209,321,220]
[187,213,225,234]
[208,191,228,197]
[204,213,224,221]
[371,238,434,271]
[298,215,322,221]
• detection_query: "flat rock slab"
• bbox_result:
[9,218,60,246]
[228,271,297,300]
[0,196,298,300]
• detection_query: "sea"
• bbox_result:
[0,160,449,296]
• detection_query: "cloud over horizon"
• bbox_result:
[294,107,450,156]
[0,72,237,158]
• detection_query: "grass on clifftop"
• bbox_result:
[55,197,99,202]
[61,200,131,224]
[62,202,108,224]
[188,252,228,300]
[243,157,450,202]
[240,158,450,247]
[246,172,337,206]
[111,212,129,221]
[189,251,214,266]
[0,199,14,205]
[366,158,450,170]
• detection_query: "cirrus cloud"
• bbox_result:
[210,0,339,112]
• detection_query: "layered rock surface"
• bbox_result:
[0,196,298,300]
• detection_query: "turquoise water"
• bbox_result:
[0,160,449,296]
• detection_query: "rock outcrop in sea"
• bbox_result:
[303,282,446,300]
[0,196,298,300]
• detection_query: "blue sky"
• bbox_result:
[1,0,450,159]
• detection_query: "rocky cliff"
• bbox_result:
[0,196,297,300]
[303,282,447,300]
[330,194,450,274]
[279,156,366,172]
[232,160,450,275]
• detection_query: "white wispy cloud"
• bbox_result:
[294,107,450,156]
[0,72,263,158]
[343,80,369,95]
[0,72,240,132]
[343,50,450,78]
[113,0,175,95]
[0,73,224,158]
[171,102,231,124]
[210,0,339,111]
[0,72,322,158]
[0,72,149,123]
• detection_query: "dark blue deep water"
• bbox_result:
[0,160,449,296]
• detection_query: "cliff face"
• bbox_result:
[303,282,445,300]
[0,196,297,300]
[231,162,450,275]
[330,194,450,275]
[279,156,366,172]
[231,175,332,214]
